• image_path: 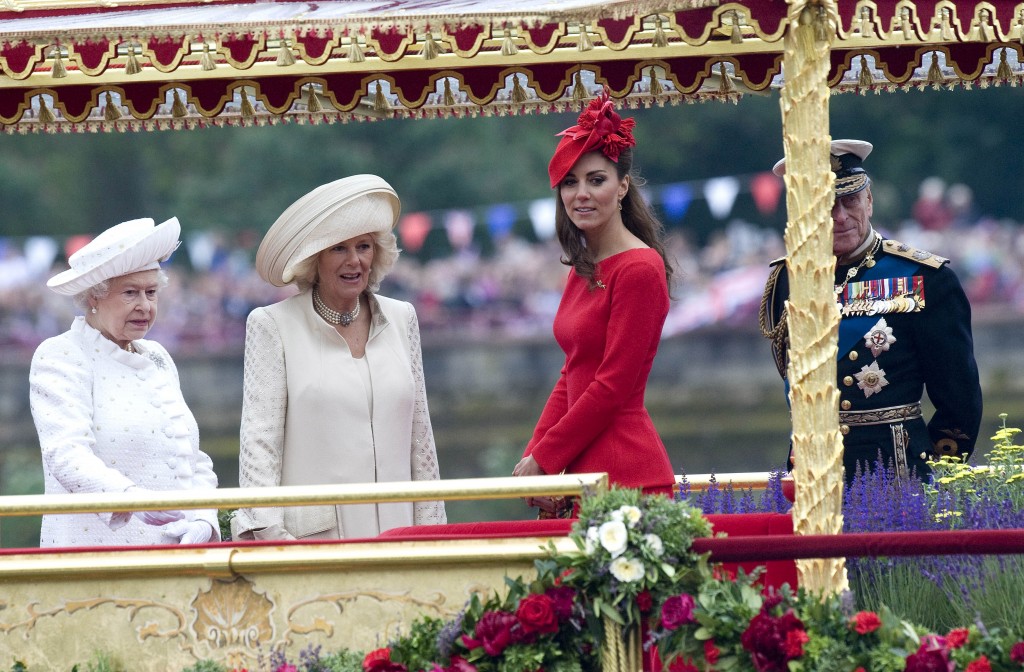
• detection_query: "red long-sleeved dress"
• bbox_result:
[524,247,676,491]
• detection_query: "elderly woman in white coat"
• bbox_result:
[30,217,220,547]
[232,174,446,541]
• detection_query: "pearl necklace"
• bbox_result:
[313,287,361,327]
[126,341,136,354]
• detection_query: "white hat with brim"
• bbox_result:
[771,139,873,177]
[47,217,182,296]
[255,174,401,288]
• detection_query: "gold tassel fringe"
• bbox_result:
[858,55,874,87]
[996,48,1013,79]
[240,89,255,119]
[104,91,121,121]
[814,5,830,42]
[305,84,322,112]
[171,89,188,117]
[125,44,141,75]
[373,82,389,113]
[511,75,528,104]
[422,31,443,60]
[38,97,56,123]
[927,52,944,85]
[653,17,668,48]
[443,78,455,106]
[572,70,587,102]
[860,8,875,38]
[649,67,663,95]
[940,9,954,41]
[348,35,365,63]
[501,29,519,56]
[901,9,914,40]
[578,25,594,52]
[277,36,296,67]
[718,62,734,94]
[51,48,67,78]
[200,43,217,71]
[731,11,744,44]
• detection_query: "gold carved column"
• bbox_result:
[778,0,849,594]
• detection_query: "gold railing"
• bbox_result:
[0,473,608,518]
[682,471,778,491]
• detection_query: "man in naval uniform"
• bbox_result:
[759,139,983,483]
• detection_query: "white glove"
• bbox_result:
[164,520,216,544]
[126,487,185,526]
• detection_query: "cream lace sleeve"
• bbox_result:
[406,304,447,526]
[233,308,293,540]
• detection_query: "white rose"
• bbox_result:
[644,533,664,557]
[598,520,629,557]
[585,526,599,555]
[618,505,642,528]
[609,555,645,583]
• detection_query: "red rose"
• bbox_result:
[667,656,699,672]
[636,590,653,613]
[852,611,882,635]
[660,594,697,631]
[712,565,736,582]
[966,656,992,672]
[946,628,970,649]
[784,629,809,659]
[1011,642,1024,663]
[904,635,953,672]
[517,594,559,635]
[703,640,720,665]
[462,611,518,656]
[740,609,807,672]
[364,649,406,672]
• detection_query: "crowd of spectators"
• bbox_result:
[3,197,1024,363]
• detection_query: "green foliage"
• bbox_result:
[179,660,227,672]
[217,509,236,543]
[389,616,450,672]
[315,649,365,672]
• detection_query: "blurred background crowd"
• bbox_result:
[3,175,1022,360]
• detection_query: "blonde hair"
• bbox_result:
[290,230,400,292]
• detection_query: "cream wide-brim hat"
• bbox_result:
[255,174,402,288]
[47,217,182,296]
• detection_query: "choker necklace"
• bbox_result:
[126,342,135,354]
[835,233,882,300]
[313,287,361,327]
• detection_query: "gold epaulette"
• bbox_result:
[881,239,949,269]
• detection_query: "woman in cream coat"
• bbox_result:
[232,174,446,541]
[31,217,220,547]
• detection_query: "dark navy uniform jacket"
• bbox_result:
[761,237,983,481]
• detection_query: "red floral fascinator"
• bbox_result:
[547,88,636,188]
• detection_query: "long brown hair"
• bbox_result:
[554,147,674,291]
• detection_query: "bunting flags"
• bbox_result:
[528,198,557,241]
[704,177,741,220]
[398,212,432,252]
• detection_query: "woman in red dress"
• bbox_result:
[512,90,677,516]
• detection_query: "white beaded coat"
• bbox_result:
[232,291,446,541]
[30,317,220,547]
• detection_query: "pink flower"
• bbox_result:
[447,656,477,672]
[660,594,697,631]
[461,611,519,656]
[275,666,297,672]
[784,629,810,659]
[852,611,882,635]
[545,586,577,621]
[1011,641,1024,663]
[966,656,992,672]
